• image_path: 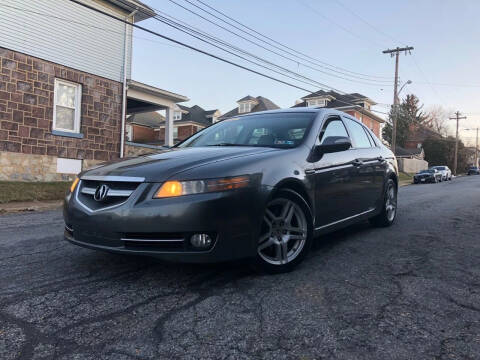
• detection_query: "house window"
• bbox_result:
[307,99,326,107]
[53,79,82,133]
[173,126,178,139]
[173,111,182,121]
[239,102,252,113]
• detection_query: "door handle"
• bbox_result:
[352,159,363,167]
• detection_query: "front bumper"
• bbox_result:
[414,176,434,183]
[63,182,268,263]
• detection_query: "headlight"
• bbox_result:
[70,177,80,193]
[153,175,250,198]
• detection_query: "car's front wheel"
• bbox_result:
[255,190,313,273]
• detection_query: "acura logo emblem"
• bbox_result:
[94,184,109,202]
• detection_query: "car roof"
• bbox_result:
[230,107,361,122]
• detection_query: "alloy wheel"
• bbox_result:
[385,182,397,222]
[257,198,308,265]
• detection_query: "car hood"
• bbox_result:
[81,146,277,182]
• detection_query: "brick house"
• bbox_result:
[0,0,187,180]
[404,123,442,150]
[126,112,165,143]
[292,90,385,138]
[157,105,221,143]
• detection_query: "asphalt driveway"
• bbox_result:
[1,176,479,359]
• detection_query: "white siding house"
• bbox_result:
[0,0,148,82]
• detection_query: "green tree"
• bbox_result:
[382,94,428,147]
[423,136,470,173]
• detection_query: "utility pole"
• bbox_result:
[450,111,467,175]
[475,128,479,167]
[464,127,479,167]
[382,46,414,154]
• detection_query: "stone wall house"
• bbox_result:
[0,0,159,181]
[292,90,385,139]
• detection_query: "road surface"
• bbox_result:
[1,176,479,359]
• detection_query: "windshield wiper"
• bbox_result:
[206,143,253,147]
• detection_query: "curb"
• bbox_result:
[0,200,63,215]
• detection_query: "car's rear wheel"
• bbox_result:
[369,178,397,227]
[254,190,312,273]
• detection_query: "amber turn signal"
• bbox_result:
[70,177,80,193]
[153,176,250,198]
[154,181,183,198]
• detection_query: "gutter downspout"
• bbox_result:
[120,9,137,158]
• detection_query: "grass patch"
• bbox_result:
[398,172,414,183]
[0,181,71,204]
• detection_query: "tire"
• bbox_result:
[369,178,397,227]
[254,189,313,274]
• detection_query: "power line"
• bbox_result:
[67,0,389,117]
[161,0,392,85]
[314,0,451,108]
[158,17,336,90]
[67,0,315,93]
[410,56,447,105]
[149,11,337,90]
[415,82,480,88]
[190,0,392,81]
[332,0,406,47]
[195,0,391,80]
[147,7,391,111]
[295,0,385,48]
[150,10,391,91]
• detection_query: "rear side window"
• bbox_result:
[344,118,372,148]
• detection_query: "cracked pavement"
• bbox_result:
[1,176,479,359]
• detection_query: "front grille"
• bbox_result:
[76,177,142,211]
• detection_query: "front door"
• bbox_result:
[313,117,358,228]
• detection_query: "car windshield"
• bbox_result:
[434,166,446,170]
[176,112,315,149]
[420,170,435,174]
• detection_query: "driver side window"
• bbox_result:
[319,119,349,144]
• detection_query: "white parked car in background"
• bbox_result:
[430,166,452,181]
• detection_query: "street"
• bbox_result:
[1,176,479,360]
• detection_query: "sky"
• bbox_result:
[131,0,480,146]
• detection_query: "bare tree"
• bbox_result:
[425,105,451,136]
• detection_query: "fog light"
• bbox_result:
[190,234,212,248]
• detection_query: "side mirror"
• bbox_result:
[316,136,352,154]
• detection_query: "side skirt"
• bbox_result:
[313,208,379,237]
